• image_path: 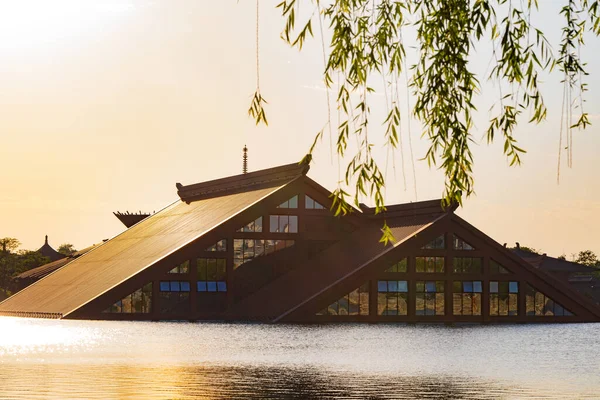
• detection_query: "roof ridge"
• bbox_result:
[176,160,309,203]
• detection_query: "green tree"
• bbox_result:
[0,237,20,254]
[57,243,77,256]
[574,250,600,267]
[509,244,541,255]
[249,1,599,240]
[0,249,49,297]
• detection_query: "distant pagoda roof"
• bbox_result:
[37,235,64,262]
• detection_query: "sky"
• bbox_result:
[0,0,598,258]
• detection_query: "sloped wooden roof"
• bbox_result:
[0,176,297,318]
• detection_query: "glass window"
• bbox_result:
[397,281,408,292]
[305,195,326,209]
[453,257,482,273]
[103,283,153,314]
[385,258,407,273]
[236,217,263,233]
[158,281,191,314]
[168,260,189,274]
[269,215,298,233]
[378,281,408,315]
[490,259,511,274]
[453,235,475,250]
[197,258,227,291]
[415,257,444,273]
[206,239,227,252]
[453,281,482,316]
[277,195,298,209]
[490,281,519,316]
[415,281,445,316]
[525,284,574,317]
[319,283,370,316]
[422,235,445,249]
[233,238,293,268]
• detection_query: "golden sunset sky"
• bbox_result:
[0,0,598,257]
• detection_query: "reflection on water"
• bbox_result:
[0,318,599,399]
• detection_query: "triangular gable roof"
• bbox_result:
[226,200,450,321]
[0,164,307,318]
[451,215,600,320]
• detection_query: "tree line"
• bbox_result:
[0,237,76,300]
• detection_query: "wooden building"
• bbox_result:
[1,161,599,323]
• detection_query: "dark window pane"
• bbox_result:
[416,258,425,273]
[255,217,263,232]
[217,282,227,292]
[463,281,473,292]
[180,281,190,292]
[397,281,408,293]
[270,216,278,232]
[378,293,387,315]
[509,281,519,293]
[217,259,227,280]
[206,259,217,280]
[289,216,298,233]
[509,293,518,315]
[289,195,298,209]
[435,257,445,272]
[306,196,314,209]
[207,282,217,292]
[415,293,425,315]
[279,215,289,232]
[170,281,181,292]
[377,281,387,292]
[398,293,408,315]
[425,281,436,292]
[490,281,499,293]
[160,281,170,292]
[349,289,359,316]
[197,281,207,292]
[453,293,462,315]
[473,293,482,315]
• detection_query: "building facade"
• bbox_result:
[1,161,599,323]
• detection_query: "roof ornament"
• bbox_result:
[243,145,248,174]
[45,235,48,245]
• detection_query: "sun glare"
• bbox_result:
[0,0,135,50]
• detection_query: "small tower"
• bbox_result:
[243,145,248,174]
[37,235,64,262]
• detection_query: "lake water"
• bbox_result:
[0,317,598,399]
